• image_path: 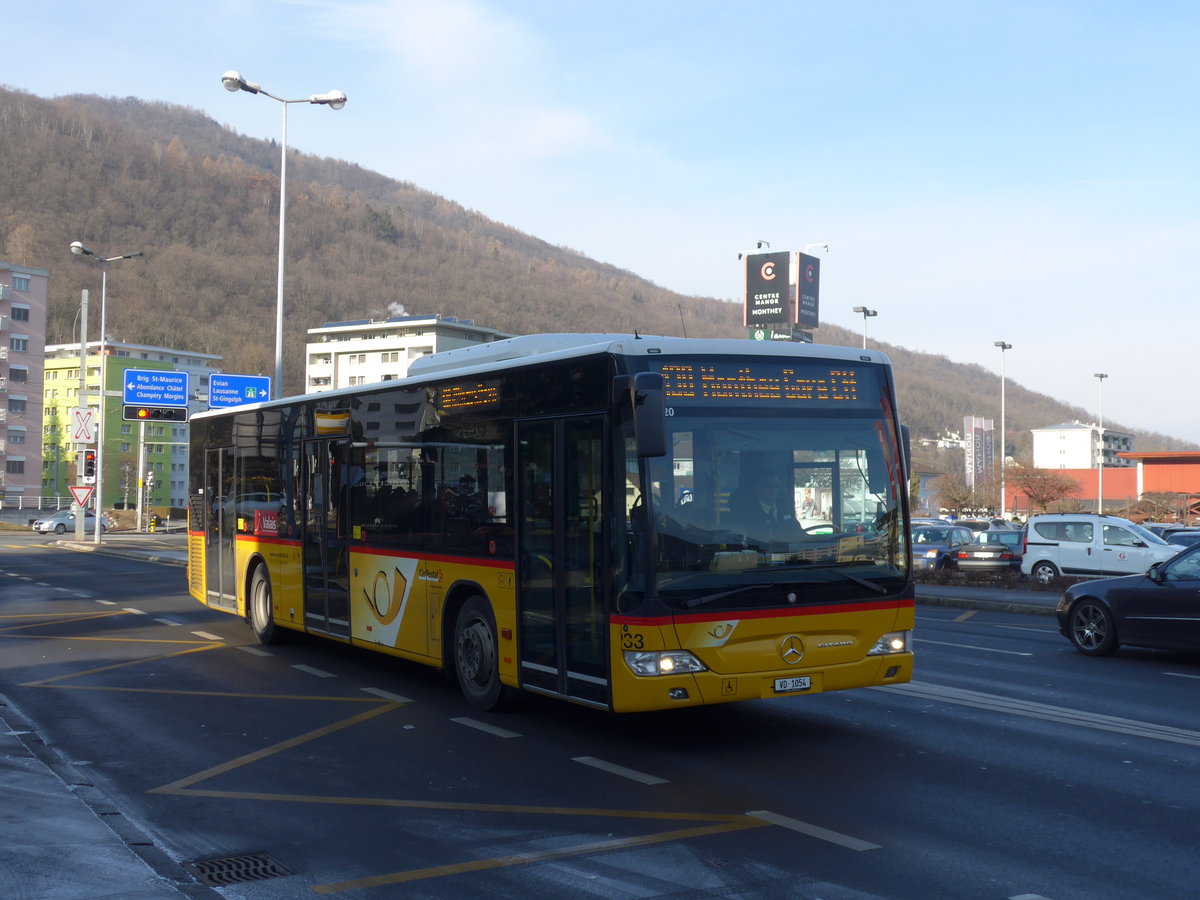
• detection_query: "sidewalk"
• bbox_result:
[0,701,206,899]
[3,533,204,897]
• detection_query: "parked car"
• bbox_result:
[1020,513,1180,585]
[1166,530,1200,548]
[1056,541,1200,655]
[910,524,977,570]
[954,529,1024,575]
[910,517,947,527]
[31,509,108,535]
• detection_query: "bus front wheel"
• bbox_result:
[249,565,278,645]
[454,595,502,710]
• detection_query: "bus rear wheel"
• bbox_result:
[454,595,502,710]
[249,565,279,645]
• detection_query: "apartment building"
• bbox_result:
[1031,420,1135,470]
[0,261,49,503]
[305,314,511,393]
[43,341,221,509]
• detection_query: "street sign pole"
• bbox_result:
[76,290,89,542]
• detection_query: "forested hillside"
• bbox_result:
[0,86,1191,467]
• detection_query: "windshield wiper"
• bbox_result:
[684,584,771,609]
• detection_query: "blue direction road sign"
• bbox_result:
[208,373,272,409]
[123,368,189,407]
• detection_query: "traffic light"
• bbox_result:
[83,450,96,478]
[122,405,188,422]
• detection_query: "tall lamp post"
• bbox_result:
[852,306,877,349]
[1094,373,1108,514]
[221,71,346,398]
[994,341,1011,517]
[70,242,143,543]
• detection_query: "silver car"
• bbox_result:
[31,509,108,535]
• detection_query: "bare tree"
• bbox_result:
[1009,467,1080,513]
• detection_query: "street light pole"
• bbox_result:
[221,71,346,399]
[852,306,877,349]
[70,242,142,543]
[995,341,1011,517]
[1094,373,1108,514]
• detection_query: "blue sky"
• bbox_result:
[8,1,1200,443]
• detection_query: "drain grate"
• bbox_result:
[183,851,293,886]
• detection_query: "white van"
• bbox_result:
[1021,513,1181,585]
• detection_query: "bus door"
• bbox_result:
[302,439,351,637]
[516,416,610,707]
[204,446,237,612]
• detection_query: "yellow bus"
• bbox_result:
[187,334,913,712]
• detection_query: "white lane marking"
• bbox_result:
[54,587,73,593]
[191,631,223,641]
[747,810,880,851]
[238,646,272,657]
[877,681,1200,747]
[1163,671,1200,680]
[122,607,148,615]
[916,638,1032,656]
[1009,894,1056,899]
[572,756,667,785]
[155,618,182,626]
[96,599,116,605]
[451,717,522,739]
[361,688,413,703]
[293,664,336,678]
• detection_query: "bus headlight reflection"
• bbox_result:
[624,650,708,676]
[867,630,911,655]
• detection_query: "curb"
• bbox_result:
[916,592,1057,617]
[53,540,187,568]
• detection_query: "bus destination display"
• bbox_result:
[658,360,871,406]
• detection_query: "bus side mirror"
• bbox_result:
[900,424,911,477]
[615,373,666,458]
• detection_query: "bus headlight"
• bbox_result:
[624,650,708,676]
[867,630,911,655]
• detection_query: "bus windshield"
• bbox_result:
[628,408,908,612]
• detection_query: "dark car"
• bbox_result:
[1055,542,1200,655]
[910,524,976,570]
[954,529,1023,575]
[1166,529,1200,548]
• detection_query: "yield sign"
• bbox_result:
[69,485,94,507]
[71,407,97,443]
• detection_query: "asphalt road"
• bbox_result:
[1,534,1197,899]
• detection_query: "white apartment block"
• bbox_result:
[1031,421,1134,470]
[305,315,512,393]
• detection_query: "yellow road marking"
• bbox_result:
[21,643,225,686]
[312,818,769,893]
[954,610,977,622]
[151,702,404,793]
[14,608,783,893]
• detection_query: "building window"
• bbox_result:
[10,337,28,352]
[382,351,400,363]
[8,398,26,414]
[11,305,30,321]
[121,443,131,452]
[8,429,25,445]
[12,275,30,291]
[9,366,28,383]
[5,460,24,475]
